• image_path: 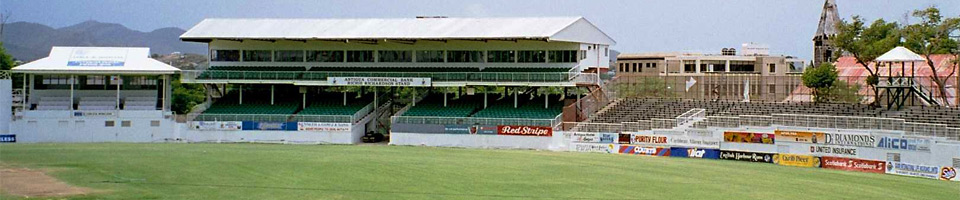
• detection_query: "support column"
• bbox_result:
[544,94,548,108]
[23,75,27,109]
[725,60,731,72]
[695,60,701,73]
[412,89,416,107]
[514,90,518,108]
[374,87,378,107]
[443,92,447,107]
[343,91,347,106]
[302,92,306,109]
[270,85,275,105]
[484,92,488,108]
[239,85,243,105]
[115,75,121,111]
[70,75,75,111]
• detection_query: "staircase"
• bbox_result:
[910,78,941,106]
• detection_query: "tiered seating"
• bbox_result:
[299,95,371,116]
[197,66,574,82]
[78,97,116,110]
[471,98,563,119]
[892,106,960,128]
[203,101,298,115]
[198,66,306,79]
[123,97,157,110]
[590,99,882,124]
[36,97,71,110]
[403,96,480,117]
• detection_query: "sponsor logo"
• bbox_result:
[0,134,16,143]
[773,154,821,168]
[632,135,668,144]
[823,133,875,147]
[497,125,552,137]
[809,145,857,156]
[886,161,940,179]
[571,143,618,153]
[569,132,617,143]
[719,150,774,163]
[618,145,670,156]
[941,167,957,181]
[820,157,885,173]
[298,122,351,132]
[723,132,775,144]
[670,147,720,159]
[875,136,931,151]
[775,130,824,144]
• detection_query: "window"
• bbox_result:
[41,75,75,85]
[243,50,272,62]
[632,63,638,72]
[517,50,546,63]
[275,50,304,62]
[580,50,587,60]
[788,62,804,73]
[346,51,374,62]
[768,63,776,73]
[211,50,240,61]
[86,76,105,85]
[105,121,115,127]
[618,63,625,72]
[416,51,444,62]
[683,61,696,73]
[769,85,776,94]
[121,121,131,127]
[730,61,755,72]
[604,47,608,57]
[651,63,658,68]
[447,51,483,62]
[150,120,161,127]
[548,50,577,63]
[307,51,344,62]
[127,77,157,86]
[378,51,412,62]
[487,51,515,63]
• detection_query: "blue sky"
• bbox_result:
[3,0,958,61]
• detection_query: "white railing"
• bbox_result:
[675,108,706,127]
[0,70,10,79]
[191,113,353,123]
[391,116,558,127]
[180,70,583,83]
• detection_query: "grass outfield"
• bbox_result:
[1,143,957,199]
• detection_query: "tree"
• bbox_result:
[170,76,207,114]
[802,63,839,103]
[821,80,863,104]
[833,16,901,106]
[902,7,960,106]
[0,42,13,70]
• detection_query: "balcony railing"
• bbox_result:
[391,114,562,127]
[192,113,355,123]
[181,70,598,84]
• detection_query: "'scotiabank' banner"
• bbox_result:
[773,154,820,168]
[669,147,720,159]
[618,145,670,156]
[820,156,885,173]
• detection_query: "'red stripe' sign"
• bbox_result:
[496,125,553,137]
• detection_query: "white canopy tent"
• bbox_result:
[12,47,180,112]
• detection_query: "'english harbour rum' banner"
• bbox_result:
[496,125,552,137]
[719,150,774,163]
[820,156,885,173]
[773,154,820,168]
[885,161,941,180]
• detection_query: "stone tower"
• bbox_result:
[813,0,841,67]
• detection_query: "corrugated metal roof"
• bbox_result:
[12,47,180,74]
[180,17,615,45]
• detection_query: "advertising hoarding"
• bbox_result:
[242,121,298,131]
[669,147,720,159]
[822,133,875,147]
[569,132,617,143]
[775,130,824,144]
[820,156,885,173]
[885,161,940,180]
[723,132,775,144]
[191,121,242,131]
[773,154,821,168]
[570,143,618,154]
[808,145,858,157]
[875,136,931,152]
[298,122,352,132]
[719,150,774,163]
[497,125,552,137]
[618,145,671,156]
[328,77,431,86]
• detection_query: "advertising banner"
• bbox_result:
[73,111,116,117]
[328,77,431,87]
[875,136,931,152]
[191,121,242,131]
[242,121,298,131]
[570,143,618,154]
[298,122,351,132]
[569,132,617,143]
[0,134,15,143]
[723,132,775,144]
[719,150,774,163]
[618,145,671,156]
[496,125,552,137]
[822,133,875,147]
[618,133,632,144]
[669,147,720,159]
[886,161,940,180]
[820,156,885,173]
[775,130,824,144]
[808,145,858,157]
[631,134,669,145]
[67,48,127,67]
[940,167,957,181]
[773,154,821,168]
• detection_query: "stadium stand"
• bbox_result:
[123,97,157,110]
[471,98,563,119]
[890,106,960,128]
[299,94,372,116]
[197,66,574,82]
[403,95,481,117]
[78,97,117,110]
[36,97,72,110]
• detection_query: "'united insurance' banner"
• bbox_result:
[719,150,774,163]
[723,132,775,144]
[820,156,885,173]
[773,154,820,168]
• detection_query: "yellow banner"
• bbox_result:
[775,130,825,144]
[774,154,821,168]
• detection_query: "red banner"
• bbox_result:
[820,156,885,173]
[496,125,553,137]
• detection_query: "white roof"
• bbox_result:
[12,47,180,75]
[181,17,616,45]
[875,46,926,62]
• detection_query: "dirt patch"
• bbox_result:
[0,167,93,198]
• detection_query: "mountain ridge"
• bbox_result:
[2,20,206,61]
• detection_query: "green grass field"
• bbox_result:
[1,143,957,199]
